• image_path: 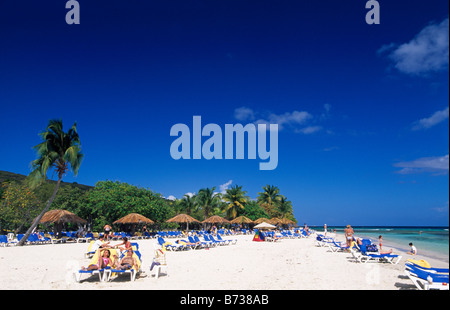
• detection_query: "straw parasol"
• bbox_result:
[253,217,271,224]
[254,222,276,230]
[280,218,296,225]
[268,217,283,225]
[230,216,254,225]
[39,209,87,225]
[113,213,154,225]
[202,215,231,225]
[166,213,200,231]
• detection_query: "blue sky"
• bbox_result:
[0,0,448,226]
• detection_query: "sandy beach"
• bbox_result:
[0,232,447,290]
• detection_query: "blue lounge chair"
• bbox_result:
[103,250,142,282]
[194,235,214,247]
[0,235,12,247]
[326,240,350,252]
[405,261,449,274]
[74,249,118,282]
[157,237,186,251]
[216,234,236,245]
[351,244,402,264]
[205,234,225,246]
[404,265,449,290]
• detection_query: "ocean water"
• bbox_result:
[312,226,449,263]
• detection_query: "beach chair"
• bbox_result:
[85,240,98,258]
[405,260,449,274]
[74,248,118,282]
[157,237,186,251]
[205,234,225,246]
[404,265,449,290]
[350,246,402,264]
[323,238,349,252]
[103,250,142,282]
[150,244,168,278]
[217,234,237,245]
[188,235,209,248]
[194,235,214,247]
[0,235,10,247]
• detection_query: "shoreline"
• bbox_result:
[313,226,449,264]
[322,231,449,267]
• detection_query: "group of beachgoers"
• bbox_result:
[331,224,418,255]
[81,235,139,271]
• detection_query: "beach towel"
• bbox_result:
[407,259,431,268]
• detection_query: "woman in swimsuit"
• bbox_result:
[114,237,132,252]
[82,249,113,271]
[344,225,354,248]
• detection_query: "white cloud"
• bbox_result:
[234,105,331,135]
[219,180,233,194]
[166,195,177,201]
[295,126,323,134]
[394,154,449,175]
[379,18,449,75]
[412,107,449,130]
[234,107,255,121]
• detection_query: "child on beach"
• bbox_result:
[407,242,417,255]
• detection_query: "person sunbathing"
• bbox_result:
[115,249,139,270]
[81,249,113,271]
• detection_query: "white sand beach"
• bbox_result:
[0,233,447,290]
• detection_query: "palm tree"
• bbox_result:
[223,185,249,219]
[196,187,222,220]
[18,119,83,246]
[257,185,284,217]
[178,194,197,215]
[278,196,294,219]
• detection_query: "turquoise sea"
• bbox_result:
[311,226,449,263]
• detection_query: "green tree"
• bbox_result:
[277,196,294,220]
[256,185,284,218]
[18,119,83,246]
[223,185,249,219]
[85,180,172,231]
[242,200,269,220]
[196,187,222,220]
[178,194,198,215]
[0,182,41,233]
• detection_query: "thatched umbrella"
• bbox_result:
[253,217,271,224]
[202,215,231,225]
[113,213,154,225]
[38,209,87,237]
[39,209,87,225]
[166,213,200,231]
[280,218,296,226]
[113,213,154,236]
[268,217,283,225]
[230,216,254,225]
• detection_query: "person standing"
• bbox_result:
[344,225,354,248]
[104,224,112,240]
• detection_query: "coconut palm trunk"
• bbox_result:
[18,178,62,246]
[17,119,83,246]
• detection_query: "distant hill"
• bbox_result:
[0,170,93,191]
